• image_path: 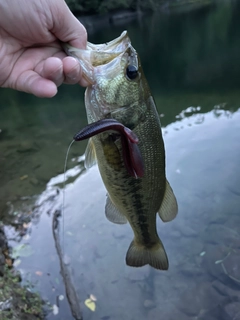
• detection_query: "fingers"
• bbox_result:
[13,55,88,97]
[48,1,89,86]
[41,56,88,87]
[16,69,57,98]
[42,57,64,86]
[51,0,87,49]
[62,57,89,86]
[12,57,87,98]
[4,46,88,97]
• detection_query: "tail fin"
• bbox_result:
[125,240,169,270]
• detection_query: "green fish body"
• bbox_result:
[63,31,178,270]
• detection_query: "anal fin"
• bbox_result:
[158,180,178,222]
[105,195,127,224]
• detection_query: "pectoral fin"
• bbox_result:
[85,138,97,168]
[105,195,127,224]
[158,180,178,222]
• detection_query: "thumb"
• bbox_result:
[51,0,87,49]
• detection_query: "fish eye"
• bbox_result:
[126,65,138,80]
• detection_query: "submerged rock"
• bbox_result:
[0,298,12,312]
[223,302,240,320]
[148,305,189,320]
[179,224,198,238]
[201,244,230,279]
[181,262,204,277]
[143,299,155,308]
[30,177,39,186]
[177,282,224,317]
[0,227,8,276]
[17,141,38,153]
[212,280,240,299]
[125,265,151,281]
[222,250,240,285]
[204,224,240,247]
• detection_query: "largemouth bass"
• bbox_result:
[63,31,178,270]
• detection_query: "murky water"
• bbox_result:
[1,1,240,319]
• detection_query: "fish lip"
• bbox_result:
[86,31,129,52]
[62,31,132,84]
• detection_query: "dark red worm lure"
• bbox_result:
[73,119,144,178]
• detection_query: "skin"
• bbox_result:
[65,32,178,269]
[0,0,88,98]
[67,32,170,269]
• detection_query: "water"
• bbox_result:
[1,1,240,319]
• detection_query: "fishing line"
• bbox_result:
[62,139,75,256]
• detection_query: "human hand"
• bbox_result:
[0,0,88,98]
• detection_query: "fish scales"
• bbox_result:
[63,31,178,270]
[93,96,166,250]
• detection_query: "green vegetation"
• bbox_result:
[65,0,145,14]
[0,266,45,320]
[65,0,211,15]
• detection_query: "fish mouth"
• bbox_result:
[62,31,132,84]
[87,30,130,53]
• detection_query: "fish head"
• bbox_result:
[63,31,150,124]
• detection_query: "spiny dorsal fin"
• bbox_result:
[105,195,128,224]
[158,180,178,222]
[84,138,97,169]
[126,239,169,270]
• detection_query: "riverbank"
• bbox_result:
[67,0,214,16]
[74,0,214,34]
[0,226,45,319]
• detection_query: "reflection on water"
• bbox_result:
[1,1,240,319]
[66,108,240,320]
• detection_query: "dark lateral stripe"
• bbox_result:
[130,183,151,244]
[136,211,150,244]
